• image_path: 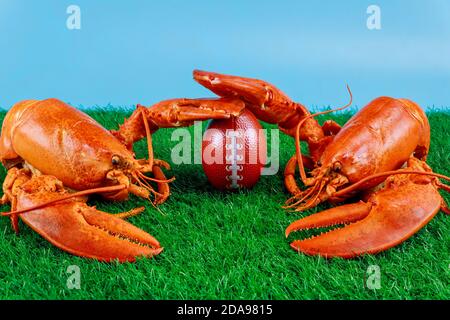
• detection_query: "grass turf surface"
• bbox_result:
[0,108,448,300]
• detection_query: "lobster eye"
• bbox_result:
[111,155,121,166]
[333,162,342,172]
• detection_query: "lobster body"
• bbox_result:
[319,96,430,186]
[0,99,135,191]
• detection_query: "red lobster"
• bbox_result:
[191,70,450,258]
[0,97,244,262]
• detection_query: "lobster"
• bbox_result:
[192,70,351,194]
[283,97,450,257]
[0,97,244,262]
[190,70,450,257]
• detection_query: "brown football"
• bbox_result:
[202,109,266,190]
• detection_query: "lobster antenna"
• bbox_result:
[1,184,127,217]
[333,170,450,198]
[295,85,353,184]
[139,105,154,168]
[137,170,175,183]
[437,181,450,193]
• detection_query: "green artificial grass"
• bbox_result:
[0,108,448,300]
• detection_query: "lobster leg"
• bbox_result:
[285,173,444,258]
[130,159,172,205]
[3,171,162,262]
[111,98,244,204]
[284,154,315,196]
[1,167,31,233]
[112,98,245,150]
[321,120,341,136]
[1,191,18,233]
[304,117,346,163]
[151,164,171,205]
[193,69,325,145]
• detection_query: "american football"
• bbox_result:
[202,109,266,190]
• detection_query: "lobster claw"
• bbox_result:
[285,174,443,258]
[193,69,300,124]
[193,69,326,144]
[14,176,162,262]
[193,69,281,106]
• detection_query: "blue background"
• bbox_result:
[1,0,449,109]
